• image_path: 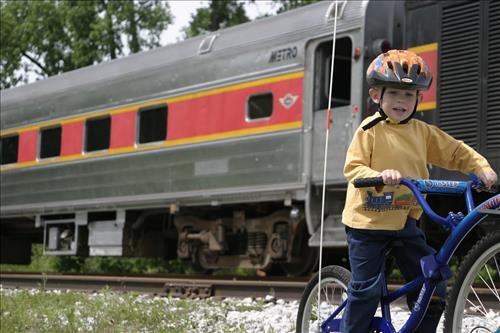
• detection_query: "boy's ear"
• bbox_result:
[369,88,380,103]
[417,92,423,104]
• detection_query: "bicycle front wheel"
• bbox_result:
[296,265,351,333]
[444,231,500,333]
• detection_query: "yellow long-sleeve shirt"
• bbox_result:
[342,113,493,230]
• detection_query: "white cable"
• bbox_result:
[317,0,339,329]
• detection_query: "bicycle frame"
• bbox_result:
[320,178,500,333]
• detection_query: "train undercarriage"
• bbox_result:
[174,207,317,275]
[3,194,499,276]
[0,203,319,276]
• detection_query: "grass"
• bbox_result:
[0,286,292,333]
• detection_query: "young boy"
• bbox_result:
[339,49,497,333]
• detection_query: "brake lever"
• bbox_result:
[469,173,498,193]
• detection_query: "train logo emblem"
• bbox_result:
[279,93,298,109]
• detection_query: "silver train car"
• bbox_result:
[1,1,499,275]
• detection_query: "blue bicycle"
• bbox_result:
[296,176,500,333]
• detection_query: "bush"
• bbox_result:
[0,244,189,274]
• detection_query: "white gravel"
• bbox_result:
[209,296,438,333]
[4,285,499,332]
[225,296,499,333]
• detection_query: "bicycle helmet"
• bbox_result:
[367,49,432,90]
[362,49,433,130]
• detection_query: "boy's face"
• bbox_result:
[369,87,422,123]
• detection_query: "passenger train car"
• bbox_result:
[1,0,499,275]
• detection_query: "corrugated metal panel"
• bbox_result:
[487,0,500,151]
[439,1,481,149]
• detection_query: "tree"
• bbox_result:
[273,0,321,14]
[183,0,249,39]
[0,0,172,89]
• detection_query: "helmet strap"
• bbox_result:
[362,87,387,131]
[362,87,419,130]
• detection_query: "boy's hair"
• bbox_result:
[367,49,432,91]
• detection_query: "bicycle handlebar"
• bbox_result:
[353,176,497,192]
[352,176,499,229]
[353,177,385,188]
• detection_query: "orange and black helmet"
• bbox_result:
[366,49,432,90]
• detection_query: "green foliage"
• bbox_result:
[0,0,172,89]
[0,244,189,275]
[78,257,190,275]
[0,244,60,273]
[183,0,249,39]
[273,0,321,14]
[213,267,257,277]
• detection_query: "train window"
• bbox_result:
[247,93,273,120]
[0,134,19,165]
[39,125,62,159]
[85,115,111,152]
[314,37,352,111]
[137,104,168,144]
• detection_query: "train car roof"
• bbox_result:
[1,0,368,127]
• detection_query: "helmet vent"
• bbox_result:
[366,49,432,90]
[402,62,409,74]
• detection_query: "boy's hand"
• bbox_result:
[479,170,498,189]
[380,169,403,186]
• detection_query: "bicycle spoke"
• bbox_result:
[470,286,488,316]
[445,234,500,333]
[321,284,331,309]
[465,297,488,317]
[328,285,336,305]
[297,268,351,333]
[480,265,500,301]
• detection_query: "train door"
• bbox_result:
[308,35,363,186]
[303,31,365,247]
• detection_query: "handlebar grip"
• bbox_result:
[353,177,385,188]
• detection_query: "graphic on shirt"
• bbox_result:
[364,192,418,212]
[394,193,418,209]
[364,191,394,211]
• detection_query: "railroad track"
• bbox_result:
[1,272,496,303]
[0,272,308,300]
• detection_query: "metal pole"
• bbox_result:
[317,0,339,329]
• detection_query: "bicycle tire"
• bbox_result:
[296,265,351,333]
[443,230,500,333]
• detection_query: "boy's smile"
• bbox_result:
[369,87,422,123]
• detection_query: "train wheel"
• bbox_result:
[281,221,319,276]
[189,247,214,274]
[281,245,318,276]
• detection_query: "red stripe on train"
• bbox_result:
[61,121,84,156]
[11,75,303,164]
[110,111,136,149]
[18,130,37,162]
[417,50,437,106]
[168,77,303,139]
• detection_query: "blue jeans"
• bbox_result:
[340,218,446,333]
